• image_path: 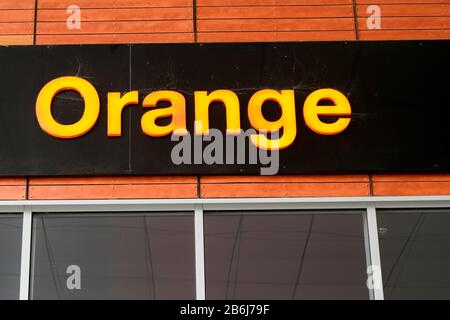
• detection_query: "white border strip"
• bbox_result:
[19,207,32,300]
[366,206,384,300]
[194,205,206,300]
[0,195,450,212]
[362,212,375,300]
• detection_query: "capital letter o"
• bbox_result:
[36,76,100,139]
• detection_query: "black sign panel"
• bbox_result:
[0,41,449,176]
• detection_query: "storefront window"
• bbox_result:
[0,214,22,300]
[378,209,450,299]
[204,211,369,299]
[30,213,195,300]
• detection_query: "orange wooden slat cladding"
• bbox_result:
[28,184,198,200]
[4,174,450,199]
[0,0,34,45]
[35,0,194,44]
[0,178,26,200]
[200,175,370,198]
[372,174,450,196]
[37,0,193,9]
[1,0,450,44]
[27,176,198,200]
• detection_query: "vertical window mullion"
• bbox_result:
[194,204,206,300]
[362,211,375,300]
[19,206,32,300]
[366,206,384,300]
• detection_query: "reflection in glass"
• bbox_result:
[378,209,450,299]
[204,211,368,299]
[0,214,22,300]
[31,213,195,300]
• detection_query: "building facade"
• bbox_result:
[1,0,450,300]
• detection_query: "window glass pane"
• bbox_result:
[31,213,195,300]
[378,209,450,299]
[204,211,369,299]
[0,214,22,300]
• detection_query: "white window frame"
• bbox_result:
[2,195,450,300]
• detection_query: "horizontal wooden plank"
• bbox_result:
[29,184,197,199]
[0,0,34,9]
[357,0,448,4]
[373,174,450,196]
[197,30,355,42]
[201,175,369,183]
[0,178,26,186]
[357,4,450,17]
[359,29,450,40]
[372,174,450,182]
[29,176,197,185]
[201,182,370,198]
[198,18,354,32]
[358,17,450,30]
[38,0,193,9]
[37,7,193,22]
[198,5,353,19]
[36,33,194,44]
[198,0,352,6]
[0,10,34,22]
[0,186,26,200]
[373,181,450,196]
[36,20,193,34]
[0,22,34,35]
[0,35,33,45]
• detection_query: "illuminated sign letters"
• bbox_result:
[35,76,352,150]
